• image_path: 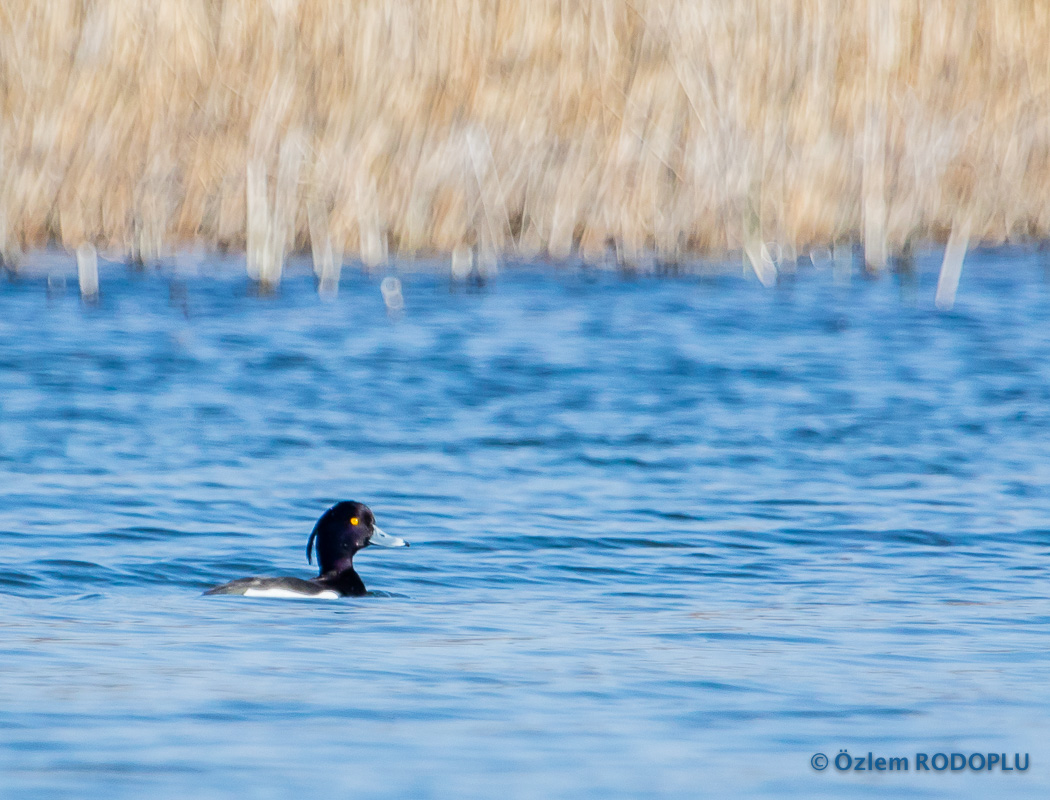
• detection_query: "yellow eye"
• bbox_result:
[350,517,359,526]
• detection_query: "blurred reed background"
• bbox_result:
[1,0,1048,287]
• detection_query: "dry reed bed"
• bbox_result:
[1,0,1048,284]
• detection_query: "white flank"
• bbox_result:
[243,587,339,600]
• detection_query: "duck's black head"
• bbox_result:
[306,501,407,576]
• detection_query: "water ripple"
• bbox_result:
[2,256,1050,797]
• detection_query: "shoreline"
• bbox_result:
[3,1,1049,288]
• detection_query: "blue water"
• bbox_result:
[2,252,1049,798]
